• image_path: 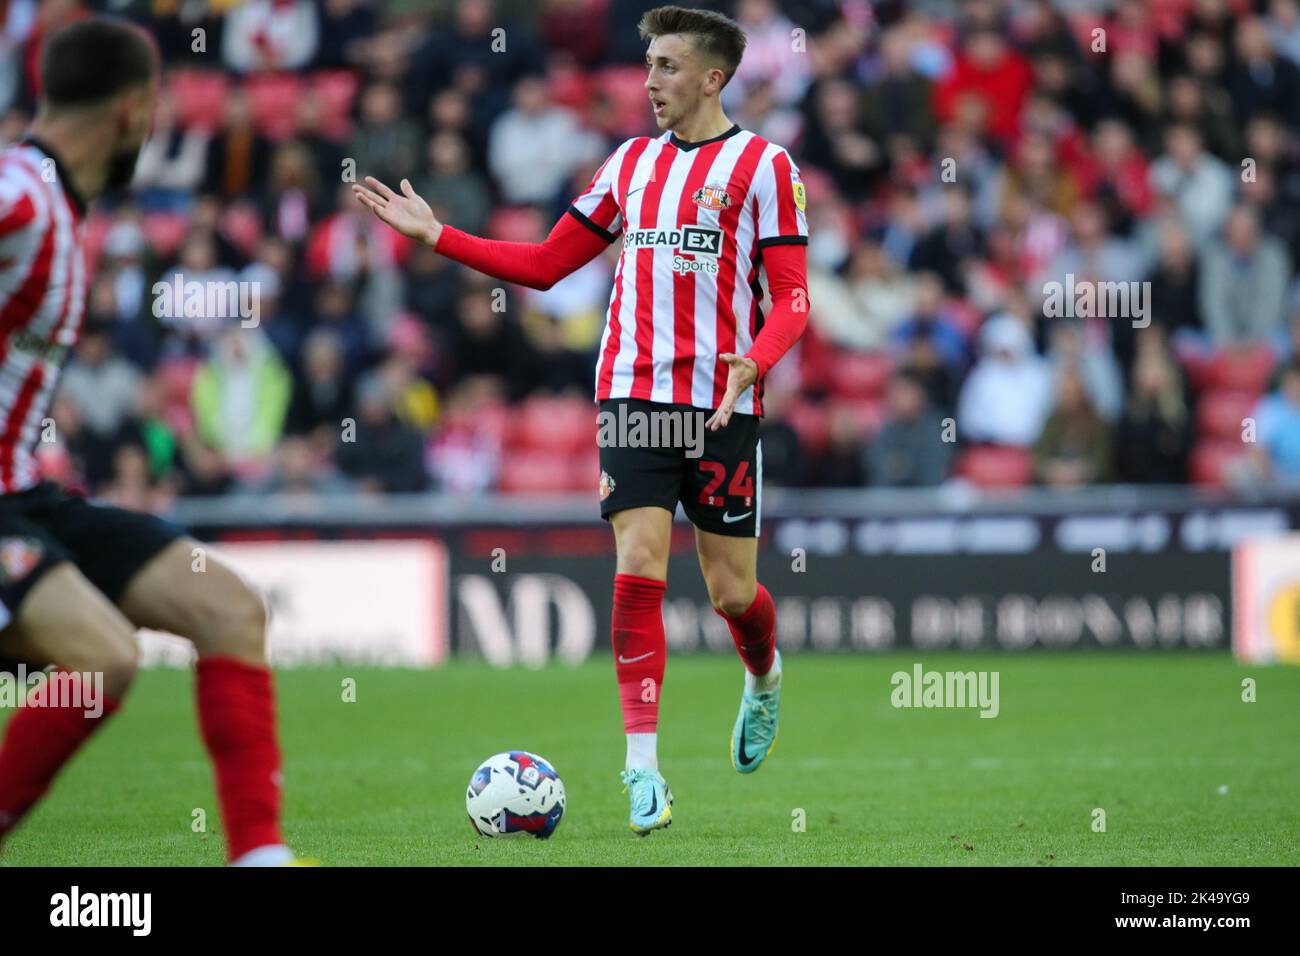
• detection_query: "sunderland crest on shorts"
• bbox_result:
[599,470,616,501]
[0,536,43,583]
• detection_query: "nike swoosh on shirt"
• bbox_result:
[618,651,655,664]
[722,511,753,524]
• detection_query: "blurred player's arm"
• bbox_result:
[352,175,609,291]
[0,174,39,240]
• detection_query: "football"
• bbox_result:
[465,751,567,839]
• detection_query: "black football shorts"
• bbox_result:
[597,397,762,538]
[0,481,184,634]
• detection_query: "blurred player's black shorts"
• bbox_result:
[0,481,184,645]
[597,398,762,538]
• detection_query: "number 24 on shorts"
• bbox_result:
[697,461,754,507]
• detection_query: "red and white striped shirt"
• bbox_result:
[569,124,808,415]
[0,140,88,493]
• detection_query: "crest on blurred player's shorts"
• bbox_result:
[0,536,43,583]
[692,184,731,211]
[792,178,806,211]
[599,470,616,501]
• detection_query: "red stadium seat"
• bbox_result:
[947,298,982,338]
[954,445,1034,488]
[81,213,115,275]
[797,166,836,210]
[497,449,581,494]
[1189,440,1248,489]
[796,324,836,393]
[510,395,594,453]
[571,446,600,491]
[597,65,655,137]
[783,399,830,456]
[143,212,190,258]
[311,70,359,139]
[245,74,303,141]
[1205,345,1276,395]
[827,397,887,440]
[486,206,545,242]
[461,402,512,445]
[220,203,265,257]
[1196,389,1258,441]
[828,350,892,399]
[1177,349,1215,393]
[169,69,229,131]
[157,357,200,435]
[547,64,594,113]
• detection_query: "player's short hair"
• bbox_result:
[40,17,158,109]
[638,5,747,86]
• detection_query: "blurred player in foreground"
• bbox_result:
[0,18,302,866]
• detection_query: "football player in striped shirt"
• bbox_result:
[0,19,300,866]
[356,5,809,834]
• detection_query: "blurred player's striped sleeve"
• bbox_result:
[0,164,39,238]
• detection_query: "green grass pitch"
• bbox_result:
[1,652,1297,866]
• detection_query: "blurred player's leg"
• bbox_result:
[0,564,138,847]
[118,539,290,866]
[697,530,782,772]
[609,506,673,833]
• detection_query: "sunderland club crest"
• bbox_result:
[0,536,43,584]
[692,184,732,211]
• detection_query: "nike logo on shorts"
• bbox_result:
[618,651,655,664]
[722,511,753,524]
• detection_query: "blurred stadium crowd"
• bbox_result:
[3,0,1300,510]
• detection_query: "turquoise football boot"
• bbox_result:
[730,650,782,773]
[620,768,673,835]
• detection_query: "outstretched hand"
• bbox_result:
[706,353,760,431]
[352,176,443,247]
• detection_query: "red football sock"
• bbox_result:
[718,583,777,675]
[0,671,121,839]
[612,573,666,733]
[196,656,283,862]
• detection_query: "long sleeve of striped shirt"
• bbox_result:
[743,241,808,381]
[433,211,611,291]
